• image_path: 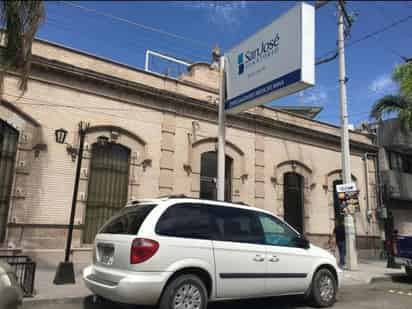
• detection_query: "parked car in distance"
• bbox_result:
[0,260,23,309]
[83,196,342,308]
[394,234,412,277]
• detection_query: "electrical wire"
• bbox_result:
[60,1,211,48]
[44,17,210,63]
[317,13,412,60]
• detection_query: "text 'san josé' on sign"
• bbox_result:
[224,3,315,114]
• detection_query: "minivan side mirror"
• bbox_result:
[294,236,310,249]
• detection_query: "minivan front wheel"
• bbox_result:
[160,274,208,309]
[309,268,337,307]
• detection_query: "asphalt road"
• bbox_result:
[25,275,412,309]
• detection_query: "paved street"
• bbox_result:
[25,275,412,309]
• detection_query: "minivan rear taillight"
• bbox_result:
[130,238,159,264]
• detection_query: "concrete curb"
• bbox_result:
[369,276,393,284]
[22,295,90,308]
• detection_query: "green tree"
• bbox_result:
[370,62,412,129]
[0,0,45,93]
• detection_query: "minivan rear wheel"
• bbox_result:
[308,268,337,307]
[159,274,208,309]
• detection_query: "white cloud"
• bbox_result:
[182,1,248,26]
[300,86,328,105]
[368,74,397,95]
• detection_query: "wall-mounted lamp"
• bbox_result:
[55,128,68,144]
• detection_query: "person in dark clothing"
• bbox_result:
[334,219,346,267]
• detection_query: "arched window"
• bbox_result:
[0,120,19,242]
[200,151,232,202]
[83,142,131,243]
[283,172,304,234]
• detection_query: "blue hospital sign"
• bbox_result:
[224,3,315,114]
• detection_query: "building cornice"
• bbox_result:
[10,55,377,155]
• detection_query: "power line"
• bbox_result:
[317,13,412,59]
[44,17,210,63]
[60,1,210,49]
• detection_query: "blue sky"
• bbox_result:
[37,1,412,125]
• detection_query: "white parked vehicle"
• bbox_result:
[83,196,342,308]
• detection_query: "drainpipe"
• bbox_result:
[363,153,372,222]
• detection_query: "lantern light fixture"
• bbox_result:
[55,128,68,144]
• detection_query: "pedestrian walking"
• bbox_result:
[334,218,346,267]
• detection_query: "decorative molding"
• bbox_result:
[241,173,248,183]
[323,169,358,191]
[183,163,192,176]
[66,144,78,162]
[141,158,152,171]
[32,143,47,157]
[88,125,146,146]
[22,58,377,156]
[276,160,312,175]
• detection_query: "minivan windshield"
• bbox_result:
[99,204,156,235]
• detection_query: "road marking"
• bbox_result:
[388,289,412,296]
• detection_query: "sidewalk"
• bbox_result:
[23,256,406,306]
[23,250,92,306]
[343,259,405,285]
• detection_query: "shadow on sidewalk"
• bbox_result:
[390,274,412,284]
[82,295,311,309]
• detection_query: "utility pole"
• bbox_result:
[217,55,226,201]
[337,0,358,270]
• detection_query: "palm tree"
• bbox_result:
[0,0,45,93]
[370,62,412,129]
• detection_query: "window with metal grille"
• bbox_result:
[199,151,232,202]
[83,142,131,243]
[0,120,19,243]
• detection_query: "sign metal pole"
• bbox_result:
[217,56,226,201]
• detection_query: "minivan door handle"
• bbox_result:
[253,254,265,262]
[269,255,279,262]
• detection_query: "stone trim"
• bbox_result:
[8,222,83,229]
[273,160,314,233]
[159,112,176,196]
[189,137,245,201]
[255,135,265,207]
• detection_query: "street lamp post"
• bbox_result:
[54,121,90,285]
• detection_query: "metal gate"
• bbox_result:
[199,151,232,202]
[283,172,304,234]
[83,142,130,243]
[0,120,19,243]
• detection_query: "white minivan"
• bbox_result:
[83,196,342,308]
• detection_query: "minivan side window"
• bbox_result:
[210,206,264,244]
[258,213,298,247]
[155,204,211,239]
[100,204,155,235]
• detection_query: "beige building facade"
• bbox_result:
[0,39,382,257]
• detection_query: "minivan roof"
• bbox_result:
[126,196,274,217]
